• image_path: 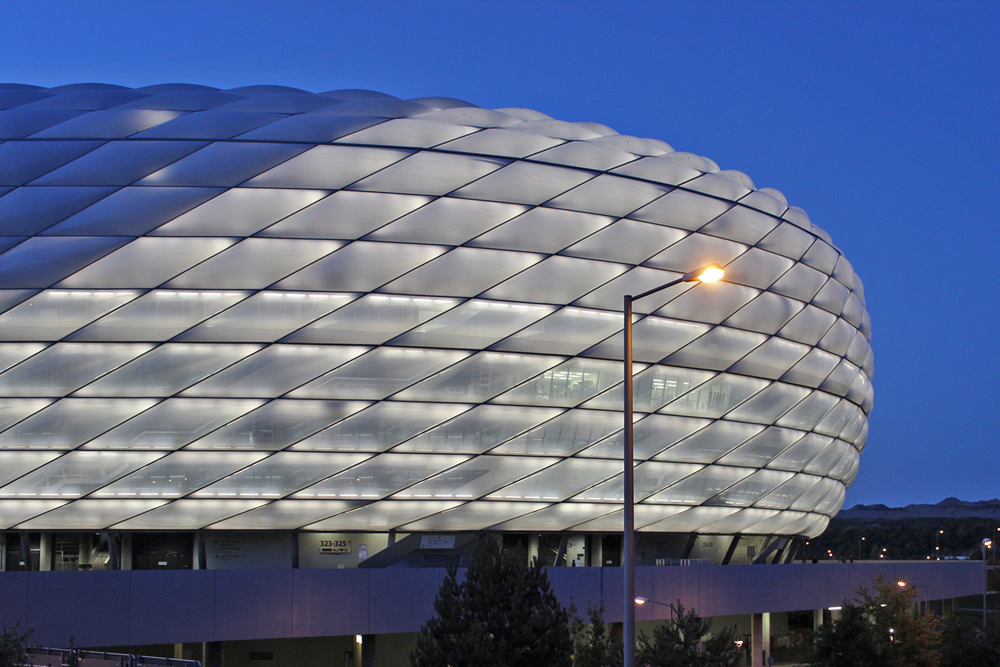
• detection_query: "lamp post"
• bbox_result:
[635,596,679,624]
[623,263,724,667]
[982,538,993,629]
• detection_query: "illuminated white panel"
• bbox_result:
[492,358,623,408]
[492,503,618,532]
[492,307,622,356]
[0,290,139,340]
[305,500,463,531]
[76,343,262,397]
[194,452,372,498]
[182,345,368,398]
[93,451,270,497]
[113,499,269,529]
[70,290,249,342]
[0,450,164,498]
[396,456,558,500]
[178,292,354,343]
[400,501,548,532]
[394,352,564,403]
[572,461,703,502]
[0,398,157,449]
[0,343,154,397]
[295,453,469,499]
[208,499,366,530]
[189,400,370,451]
[58,237,236,289]
[0,499,70,529]
[291,348,471,400]
[84,398,265,450]
[285,294,458,346]
[391,300,553,350]
[581,414,710,460]
[393,405,563,454]
[367,198,527,245]
[491,409,623,457]
[484,458,613,502]
[17,499,168,530]
[150,188,328,236]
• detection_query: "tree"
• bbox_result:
[939,613,1000,667]
[0,624,32,667]
[571,602,622,667]
[810,575,941,667]
[410,538,573,667]
[637,602,742,667]
[810,604,883,667]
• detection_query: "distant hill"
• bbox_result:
[804,499,1000,560]
[838,498,1000,521]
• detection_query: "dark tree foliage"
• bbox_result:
[809,575,941,667]
[410,538,573,667]
[637,602,741,667]
[810,605,883,667]
[0,625,32,667]
[939,613,1000,667]
[571,603,622,667]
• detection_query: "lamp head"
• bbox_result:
[682,263,725,283]
[634,597,648,605]
[984,539,993,548]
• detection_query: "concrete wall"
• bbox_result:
[0,561,983,648]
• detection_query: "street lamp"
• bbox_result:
[982,538,993,629]
[635,596,679,624]
[623,263,724,667]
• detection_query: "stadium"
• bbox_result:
[0,83,873,575]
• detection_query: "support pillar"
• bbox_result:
[813,608,824,633]
[39,533,52,571]
[361,635,376,667]
[202,641,222,667]
[19,533,33,571]
[751,612,771,667]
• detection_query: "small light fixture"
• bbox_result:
[355,635,362,644]
[683,263,725,283]
[634,597,648,605]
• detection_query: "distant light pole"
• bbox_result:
[635,596,678,624]
[936,529,943,560]
[859,534,865,560]
[983,538,993,629]
[623,263,724,667]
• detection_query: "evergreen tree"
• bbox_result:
[810,605,882,667]
[410,538,573,667]
[0,625,32,667]
[939,613,1000,667]
[571,602,623,667]
[810,575,941,667]
[637,602,741,667]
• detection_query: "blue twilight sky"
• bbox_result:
[2,0,997,508]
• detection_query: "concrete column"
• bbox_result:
[120,532,132,570]
[40,533,52,571]
[813,608,824,632]
[361,635,376,667]
[528,534,540,565]
[202,641,222,667]
[19,534,33,571]
[751,612,770,667]
[193,533,205,570]
[0,533,5,571]
[173,643,183,659]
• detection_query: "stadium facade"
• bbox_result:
[0,83,872,575]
